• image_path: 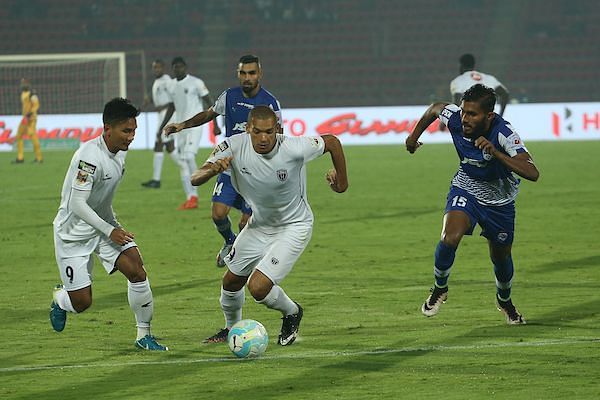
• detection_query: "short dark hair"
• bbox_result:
[171,56,186,66]
[153,59,165,66]
[239,54,260,65]
[459,53,475,69]
[103,98,140,126]
[247,105,276,124]
[462,84,496,113]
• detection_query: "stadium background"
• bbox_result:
[0,0,599,114]
[1,2,599,399]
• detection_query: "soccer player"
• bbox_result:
[140,59,179,189]
[405,84,539,325]
[192,106,348,345]
[161,56,220,209]
[13,78,42,163]
[164,54,281,267]
[450,54,510,116]
[50,98,168,351]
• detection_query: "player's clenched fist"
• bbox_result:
[326,168,347,193]
[163,123,184,136]
[210,157,233,174]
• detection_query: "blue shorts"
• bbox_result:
[444,186,515,245]
[212,173,252,215]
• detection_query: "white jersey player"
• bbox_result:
[450,54,510,116]
[141,59,178,189]
[191,106,348,346]
[161,56,220,209]
[50,98,168,351]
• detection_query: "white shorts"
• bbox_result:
[176,126,203,155]
[54,231,137,291]
[224,222,312,284]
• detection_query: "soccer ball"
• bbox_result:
[227,319,269,358]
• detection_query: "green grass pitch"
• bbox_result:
[1,141,599,399]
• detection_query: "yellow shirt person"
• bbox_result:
[14,78,43,163]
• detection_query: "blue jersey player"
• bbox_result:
[164,55,281,267]
[406,84,539,325]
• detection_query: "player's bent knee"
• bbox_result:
[247,282,270,302]
[247,272,273,301]
[441,233,462,248]
[222,271,247,292]
[71,296,92,313]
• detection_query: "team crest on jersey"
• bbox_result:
[76,170,89,184]
[78,160,96,174]
[277,169,288,182]
[483,151,493,161]
[271,257,279,265]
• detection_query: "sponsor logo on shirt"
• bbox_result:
[277,169,288,182]
[233,122,247,132]
[461,157,487,168]
[236,102,254,110]
[78,160,96,174]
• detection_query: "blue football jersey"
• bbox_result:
[439,104,529,205]
[213,87,282,137]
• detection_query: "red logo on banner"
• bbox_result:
[315,113,438,136]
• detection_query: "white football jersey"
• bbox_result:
[152,74,173,107]
[450,70,507,96]
[152,74,173,122]
[207,134,325,230]
[167,74,209,121]
[53,135,125,241]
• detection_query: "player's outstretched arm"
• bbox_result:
[406,102,448,154]
[165,108,220,137]
[322,135,348,193]
[191,157,233,186]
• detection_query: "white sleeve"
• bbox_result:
[206,140,233,164]
[69,189,115,237]
[439,103,460,125]
[213,90,227,115]
[286,136,325,163]
[484,74,505,90]
[497,124,528,157]
[196,78,210,98]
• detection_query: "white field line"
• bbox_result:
[1,337,598,373]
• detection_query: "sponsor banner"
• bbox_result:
[1,102,599,151]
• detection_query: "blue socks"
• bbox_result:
[493,255,514,301]
[213,217,236,245]
[434,241,456,288]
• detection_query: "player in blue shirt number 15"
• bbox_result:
[405,84,539,325]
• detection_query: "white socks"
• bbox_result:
[220,287,245,328]
[257,285,298,316]
[178,152,198,198]
[128,279,153,339]
[54,287,76,313]
[152,152,164,181]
